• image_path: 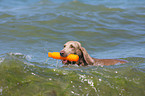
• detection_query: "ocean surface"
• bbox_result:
[0,0,145,96]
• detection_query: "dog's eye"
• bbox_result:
[70,45,75,48]
[64,45,66,48]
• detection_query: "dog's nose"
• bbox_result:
[60,50,65,56]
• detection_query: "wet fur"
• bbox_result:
[60,41,127,66]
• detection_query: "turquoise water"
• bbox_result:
[0,0,145,95]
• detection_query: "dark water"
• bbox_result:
[0,0,145,96]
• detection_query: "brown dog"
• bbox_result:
[60,41,127,66]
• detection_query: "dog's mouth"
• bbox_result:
[62,60,68,64]
[62,60,76,65]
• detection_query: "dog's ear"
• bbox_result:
[80,47,94,65]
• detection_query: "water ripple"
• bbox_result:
[0,0,145,95]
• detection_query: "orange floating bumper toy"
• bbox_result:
[48,52,79,62]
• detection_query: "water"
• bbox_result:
[0,0,145,95]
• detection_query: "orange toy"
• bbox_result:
[48,52,79,62]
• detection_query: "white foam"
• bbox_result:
[9,52,23,56]
[26,55,32,60]
[9,52,32,60]
[0,58,4,64]
[0,87,2,95]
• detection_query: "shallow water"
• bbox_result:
[0,0,145,96]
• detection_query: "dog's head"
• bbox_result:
[60,41,94,65]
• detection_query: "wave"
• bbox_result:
[0,52,144,95]
[0,52,144,70]
[0,0,145,94]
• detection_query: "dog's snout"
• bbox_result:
[60,50,65,57]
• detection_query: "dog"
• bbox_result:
[60,41,127,66]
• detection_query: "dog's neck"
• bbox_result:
[76,53,88,66]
